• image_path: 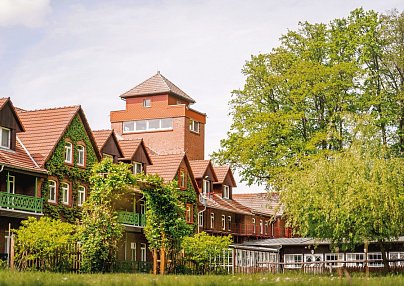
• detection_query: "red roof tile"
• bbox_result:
[92,130,112,150]
[0,136,46,174]
[147,153,185,182]
[232,193,283,216]
[120,72,196,103]
[119,139,143,160]
[213,165,237,187]
[0,98,8,109]
[204,193,252,215]
[189,160,218,181]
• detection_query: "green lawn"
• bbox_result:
[0,271,403,286]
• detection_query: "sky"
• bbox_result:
[0,0,403,192]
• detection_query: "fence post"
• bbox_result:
[10,234,15,271]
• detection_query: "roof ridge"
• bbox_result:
[93,129,112,132]
[18,105,80,113]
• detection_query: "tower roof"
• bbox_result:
[120,72,196,103]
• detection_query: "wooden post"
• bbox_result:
[160,232,166,275]
[364,240,369,278]
[10,234,15,271]
[153,249,158,275]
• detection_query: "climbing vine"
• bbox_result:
[41,115,98,223]
[175,174,198,231]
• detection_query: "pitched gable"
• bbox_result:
[0,97,24,132]
[119,139,151,165]
[213,165,237,187]
[189,160,218,182]
[93,129,124,158]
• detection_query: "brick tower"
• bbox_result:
[110,72,206,160]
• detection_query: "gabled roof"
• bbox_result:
[213,165,237,187]
[0,97,25,132]
[118,139,151,164]
[17,106,101,167]
[189,160,218,181]
[232,192,282,216]
[93,129,124,158]
[120,72,196,103]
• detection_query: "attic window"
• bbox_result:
[133,161,143,174]
[189,119,200,133]
[179,169,186,188]
[0,127,10,149]
[64,142,72,163]
[223,185,230,199]
[143,99,151,108]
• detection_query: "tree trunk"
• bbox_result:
[364,241,369,278]
[153,249,158,275]
[379,241,390,274]
[160,232,166,275]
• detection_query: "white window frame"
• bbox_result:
[389,252,404,266]
[202,179,210,195]
[223,185,230,199]
[131,242,137,262]
[133,161,143,174]
[284,254,303,269]
[77,185,85,206]
[140,243,147,262]
[189,119,200,133]
[186,204,193,223]
[265,221,268,235]
[143,99,151,108]
[198,212,203,227]
[368,252,383,267]
[7,175,15,194]
[346,253,365,267]
[179,169,186,188]
[48,180,56,203]
[210,213,214,229]
[0,127,10,149]
[64,142,72,163]
[221,215,226,230]
[227,216,231,231]
[260,219,263,235]
[252,218,256,234]
[325,253,344,268]
[61,182,70,205]
[77,145,85,166]
[123,118,173,133]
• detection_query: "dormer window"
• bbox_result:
[133,161,143,174]
[223,185,230,199]
[0,127,10,149]
[189,119,200,133]
[64,142,72,163]
[77,145,85,166]
[143,99,151,108]
[202,179,210,195]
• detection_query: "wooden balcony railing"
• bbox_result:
[0,192,43,213]
[117,211,146,227]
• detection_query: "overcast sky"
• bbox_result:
[1,0,403,192]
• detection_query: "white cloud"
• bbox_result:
[0,0,51,28]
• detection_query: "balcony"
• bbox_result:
[0,192,43,213]
[117,211,146,227]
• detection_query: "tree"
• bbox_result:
[138,174,194,274]
[14,217,76,271]
[182,232,232,274]
[213,8,404,186]
[279,124,404,270]
[79,158,136,273]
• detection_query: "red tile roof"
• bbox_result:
[213,165,237,187]
[16,106,100,167]
[232,193,282,216]
[204,193,252,215]
[119,139,143,160]
[92,130,112,150]
[147,153,185,182]
[0,98,8,109]
[189,160,218,181]
[120,72,196,103]
[0,137,46,174]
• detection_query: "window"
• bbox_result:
[78,186,85,206]
[284,254,303,269]
[198,212,203,227]
[346,253,364,267]
[77,145,85,166]
[189,119,200,133]
[389,252,404,266]
[368,253,383,267]
[133,162,143,174]
[0,127,10,148]
[265,221,268,235]
[325,253,344,267]
[7,175,15,194]
[252,218,256,233]
[210,213,215,229]
[179,169,186,188]
[260,220,263,235]
[227,216,231,231]
[221,215,226,230]
[185,204,193,223]
[140,243,147,262]
[48,180,56,203]
[140,203,146,214]
[123,118,173,133]
[202,179,210,195]
[130,242,137,261]
[61,182,70,205]
[143,99,151,107]
[223,185,230,199]
[64,142,72,163]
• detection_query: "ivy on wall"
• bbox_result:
[174,174,198,230]
[41,115,98,223]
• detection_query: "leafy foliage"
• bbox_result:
[14,217,76,271]
[42,115,98,223]
[79,158,135,273]
[182,232,232,273]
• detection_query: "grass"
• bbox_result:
[0,271,403,286]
